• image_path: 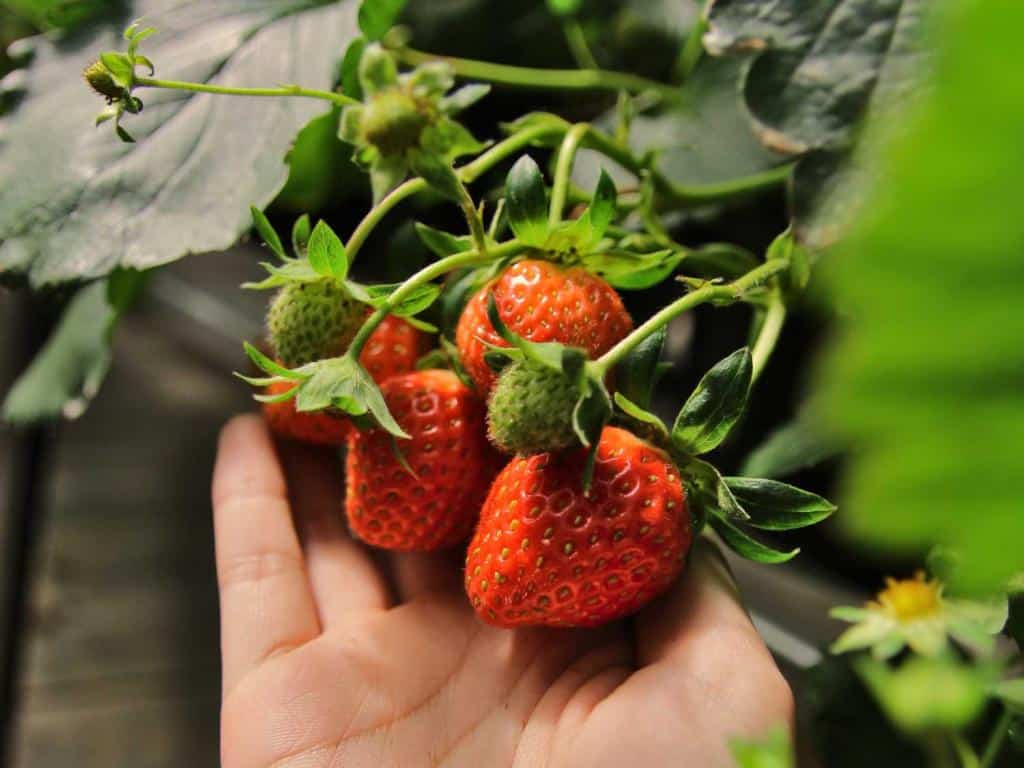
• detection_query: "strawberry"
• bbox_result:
[465,426,691,628]
[487,359,579,455]
[455,259,633,397]
[346,369,502,551]
[267,279,366,368]
[263,316,430,445]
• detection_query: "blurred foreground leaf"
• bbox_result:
[814,0,1024,592]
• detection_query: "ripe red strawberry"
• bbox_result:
[263,316,429,445]
[465,426,691,628]
[346,369,503,551]
[455,259,633,397]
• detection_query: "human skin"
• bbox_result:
[212,414,793,768]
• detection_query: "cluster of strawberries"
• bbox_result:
[262,256,692,628]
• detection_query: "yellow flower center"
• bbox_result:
[875,572,943,622]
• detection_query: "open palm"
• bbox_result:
[213,415,793,768]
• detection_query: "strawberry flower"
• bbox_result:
[830,572,1007,659]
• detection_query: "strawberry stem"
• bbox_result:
[594,259,790,374]
[549,123,590,228]
[750,292,787,383]
[134,76,358,106]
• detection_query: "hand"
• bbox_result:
[213,415,793,768]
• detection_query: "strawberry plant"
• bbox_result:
[1,0,1022,765]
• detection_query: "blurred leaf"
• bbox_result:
[710,515,798,564]
[415,222,473,258]
[1008,595,1024,651]
[249,206,286,261]
[276,107,364,215]
[2,272,144,423]
[814,0,1024,593]
[615,325,665,410]
[671,347,752,455]
[856,656,992,734]
[1,0,117,30]
[0,0,357,287]
[546,0,582,17]
[730,727,794,768]
[358,0,405,41]
[992,679,1024,711]
[741,415,839,478]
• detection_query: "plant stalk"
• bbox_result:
[134,76,358,106]
[979,706,1013,768]
[750,291,787,383]
[550,123,590,227]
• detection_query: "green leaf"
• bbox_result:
[730,727,794,768]
[0,0,357,288]
[583,249,683,290]
[347,282,441,318]
[741,414,839,479]
[613,392,668,436]
[723,477,835,531]
[672,348,752,455]
[295,356,408,439]
[414,222,473,258]
[250,207,286,261]
[572,379,612,449]
[813,0,1024,593]
[440,84,491,115]
[306,221,348,280]
[408,150,463,202]
[615,325,665,410]
[505,155,549,247]
[682,457,748,523]
[358,0,406,41]
[3,273,144,423]
[485,292,587,376]
[683,243,760,280]
[340,37,367,100]
[710,515,798,564]
[98,51,133,87]
[705,0,926,238]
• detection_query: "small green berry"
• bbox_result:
[83,60,126,101]
[488,360,580,455]
[267,280,364,367]
[361,89,429,156]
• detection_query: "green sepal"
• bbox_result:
[423,117,487,160]
[406,62,455,99]
[99,51,134,89]
[681,456,749,523]
[440,84,491,115]
[583,249,683,290]
[485,292,586,375]
[358,43,398,96]
[440,336,476,390]
[306,220,348,280]
[613,392,669,438]
[415,222,474,257]
[572,377,612,448]
[723,477,836,530]
[294,356,409,439]
[242,341,304,380]
[614,324,665,410]
[242,259,321,290]
[369,154,408,203]
[291,214,312,256]
[340,38,367,100]
[584,169,617,243]
[346,281,441,318]
[408,149,463,201]
[358,0,407,41]
[671,347,752,455]
[505,155,549,247]
[580,442,599,493]
[683,243,760,280]
[709,515,799,564]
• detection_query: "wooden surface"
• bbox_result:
[0,251,863,767]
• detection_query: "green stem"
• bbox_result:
[347,240,525,358]
[393,46,680,103]
[952,733,980,768]
[563,19,599,69]
[345,121,565,265]
[674,4,709,82]
[750,291,786,383]
[134,76,357,107]
[595,259,789,373]
[550,123,590,227]
[457,180,489,258]
[980,706,1013,768]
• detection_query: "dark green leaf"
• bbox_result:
[306,221,348,280]
[672,348,752,455]
[505,155,549,247]
[613,392,668,436]
[295,357,408,439]
[358,0,406,41]
[724,477,835,531]
[684,243,760,280]
[3,273,144,423]
[741,415,839,478]
[250,207,286,261]
[813,0,1024,592]
[408,150,462,201]
[415,222,473,258]
[291,215,311,256]
[615,325,665,410]
[710,516,799,564]
[0,0,356,287]
[682,457,748,523]
[439,266,492,336]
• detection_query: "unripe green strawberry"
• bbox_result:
[361,89,430,156]
[487,360,579,455]
[266,279,364,368]
[83,60,126,101]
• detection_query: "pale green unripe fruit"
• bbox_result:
[487,360,579,455]
[267,280,364,368]
[361,89,429,156]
